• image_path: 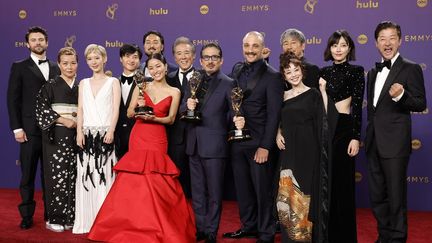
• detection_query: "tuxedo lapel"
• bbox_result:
[48,61,58,79]
[125,82,136,107]
[27,58,46,82]
[376,56,403,107]
[368,69,378,105]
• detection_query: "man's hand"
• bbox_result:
[187,98,198,110]
[254,147,269,164]
[15,130,27,143]
[233,116,245,130]
[389,83,404,98]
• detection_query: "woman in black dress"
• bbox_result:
[275,52,328,243]
[35,47,79,232]
[320,30,365,243]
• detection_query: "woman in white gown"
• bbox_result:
[74,44,121,234]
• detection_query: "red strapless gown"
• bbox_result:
[88,93,196,243]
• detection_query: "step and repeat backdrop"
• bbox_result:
[0,0,430,210]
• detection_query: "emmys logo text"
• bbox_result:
[53,10,77,17]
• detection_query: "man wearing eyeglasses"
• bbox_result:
[181,43,233,243]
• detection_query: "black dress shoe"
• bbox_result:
[205,233,216,243]
[20,218,33,229]
[222,229,258,238]
[196,231,207,241]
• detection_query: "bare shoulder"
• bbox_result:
[168,85,180,96]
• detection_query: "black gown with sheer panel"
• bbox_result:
[320,62,365,243]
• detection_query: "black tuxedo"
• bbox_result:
[365,55,426,242]
[229,60,284,241]
[114,77,136,159]
[182,71,233,235]
[7,57,60,221]
[166,68,192,197]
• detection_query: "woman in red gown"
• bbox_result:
[88,53,196,243]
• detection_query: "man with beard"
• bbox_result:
[7,26,60,229]
[182,43,233,243]
[140,30,176,77]
[280,28,319,89]
[223,31,284,243]
[166,36,196,198]
[115,44,143,159]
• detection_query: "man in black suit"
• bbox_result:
[365,21,426,243]
[7,26,60,229]
[166,36,196,198]
[183,43,233,243]
[114,44,142,159]
[223,31,284,243]
[140,30,176,76]
[280,28,319,89]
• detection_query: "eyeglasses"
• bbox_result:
[202,55,221,61]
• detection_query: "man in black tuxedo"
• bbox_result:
[183,43,233,243]
[7,26,60,229]
[280,28,319,89]
[365,21,426,243]
[140,30,176,76]
[114,44,142,159]
[223,31,284,243]
[166,36,196,198]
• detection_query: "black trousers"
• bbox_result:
[367,138,409,243]
[18,134,46,220]
[231,144,276,242]
[328,114,357,243]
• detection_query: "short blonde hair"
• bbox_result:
[84,44,107,59]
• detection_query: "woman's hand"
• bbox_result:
[276,130,285,150]
[103,130,114,144]
[135,114,156,122]
[347,139,360,157]
[319,77,327,94]
[76,132,85,149]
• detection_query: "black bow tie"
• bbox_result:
[181,67,194,77]
[375,60,392,72]
[38,59,48,65]
[121,75,134,85]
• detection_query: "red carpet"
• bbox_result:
[0,188,431,242]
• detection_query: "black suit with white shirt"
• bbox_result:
[7,56,60,221]
[365,54,426,242]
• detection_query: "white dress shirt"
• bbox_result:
[373,53,404,106]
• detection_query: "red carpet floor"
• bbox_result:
[0,188,431,242]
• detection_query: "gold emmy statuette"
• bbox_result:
[180,71,203,122]
[228,87,251,142]
[134,70,154,116]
